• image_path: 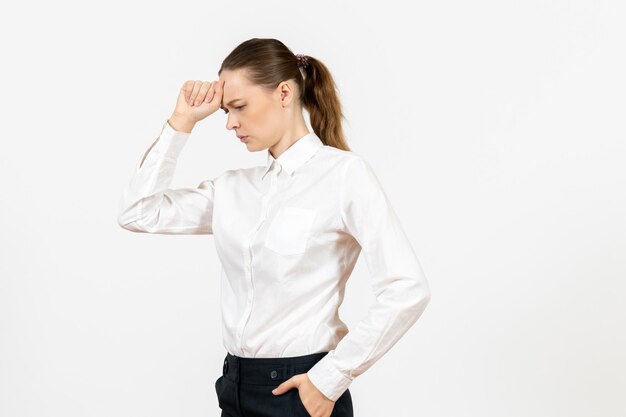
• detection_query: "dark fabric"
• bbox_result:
[214,351,354,417]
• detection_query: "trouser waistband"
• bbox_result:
[222,351,329,385]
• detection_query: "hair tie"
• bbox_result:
[295,54,309,69]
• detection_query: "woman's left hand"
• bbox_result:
[272,373,335,417]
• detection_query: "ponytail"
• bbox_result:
[300,56,350,150]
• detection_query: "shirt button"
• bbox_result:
[270,370,278,379]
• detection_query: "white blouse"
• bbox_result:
[118,119,431,402]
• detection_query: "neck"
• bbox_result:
[269,112,309,159]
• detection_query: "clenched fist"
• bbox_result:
[171,79,225,125]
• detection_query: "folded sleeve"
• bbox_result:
[117,119,216,235]
[306,156,431,401]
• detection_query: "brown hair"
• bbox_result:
[218,38,350,151]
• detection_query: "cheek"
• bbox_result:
[249,108,272,129]
[259,106,283,127]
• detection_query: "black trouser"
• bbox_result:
[214,351,354,417]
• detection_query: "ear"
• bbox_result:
[277,80,296,108]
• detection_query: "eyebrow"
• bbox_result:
[221,98,244,110]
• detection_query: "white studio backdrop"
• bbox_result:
[0,1,624,416]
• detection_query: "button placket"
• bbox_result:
[237,163,281,355]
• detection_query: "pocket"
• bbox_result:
[214,375,240,415]
[331,388,353,417]
[214,375,224,406]
[264,206,316,255]
[291,388,311,417]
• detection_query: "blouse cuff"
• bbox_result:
[156,119,191,160]
[306,354,353,402]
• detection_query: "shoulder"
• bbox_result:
[315,145,372,176]
[194,167,244,188]
[311,147,382,202]
[217,165,262,180]
[325,147,376,180]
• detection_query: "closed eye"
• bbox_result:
[223,105,245,114]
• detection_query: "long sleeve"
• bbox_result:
[306,156,431,401]
[117,119,216,235]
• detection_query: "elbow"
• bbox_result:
[420,286,431,310]
[117,210,142,233]
[117,215,130,230]
[117,214,133,232]
[406,277,431,315]
[413,265,431,311]
[117,196,136,231]
[413,283,431,313]
[393,278,430,329]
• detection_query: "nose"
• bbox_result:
[225,113,239,131]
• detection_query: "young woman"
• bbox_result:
[118,38,431,417]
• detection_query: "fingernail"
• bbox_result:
[272,389,277,394]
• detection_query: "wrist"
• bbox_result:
[168,114,196,133]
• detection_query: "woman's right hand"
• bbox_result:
[172,79,225,124]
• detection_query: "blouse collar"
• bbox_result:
[261,131,324,180]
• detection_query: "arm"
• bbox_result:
[117,119,215,235]
[306,156,431,401]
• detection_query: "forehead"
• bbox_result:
[219,69,254,101]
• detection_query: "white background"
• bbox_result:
[1,1,624,416]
